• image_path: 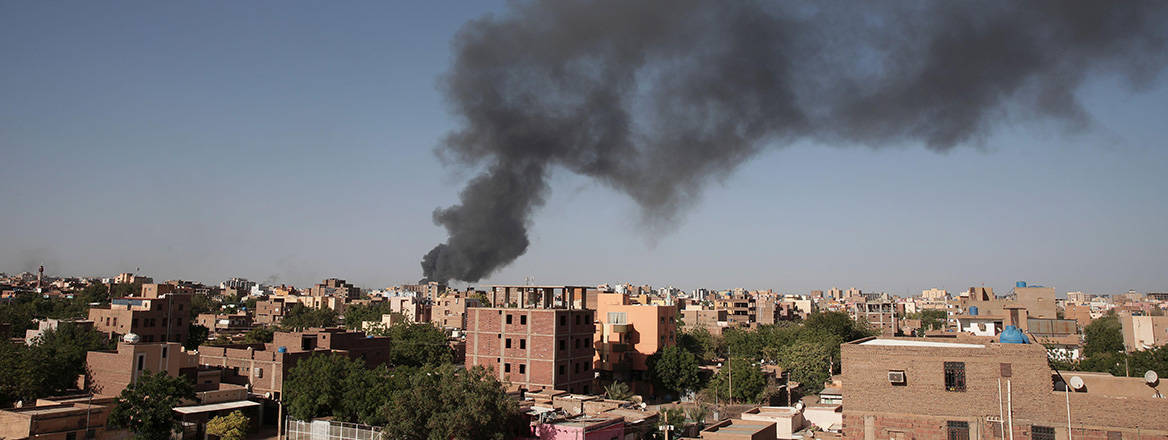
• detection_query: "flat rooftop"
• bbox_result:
[703,419,774,435]
[857,339,985,348]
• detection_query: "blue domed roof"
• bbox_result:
[1000,325,1029,344]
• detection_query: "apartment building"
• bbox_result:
[195,312,253,334]
[840,336,1168,440]
[306,278,361,300]
[682,307,728,336]
[88,287,191,344]
[84,342,199,397]
[254,296,293,325]
[432,289,484,330]
[466,307,596,394]
[1012,282,1057,319]
[386,294,431,323]
[592,292,677,383]
[197,328,392,397]
[714,293,756,327]
[849,301,898,336]
[1119,313,1168,352]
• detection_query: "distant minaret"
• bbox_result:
[36,265,44,292]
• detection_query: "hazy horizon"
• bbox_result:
[3,2,1167,296]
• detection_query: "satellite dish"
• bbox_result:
[1146,370,1159,386]
[123,333,140,344]
[795,401,805,411]
[1069,376,1085,390]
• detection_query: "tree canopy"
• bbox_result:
[279,304,338,331]
[109,370,196,440]
[382,365,524,440]
[205,411,249,440]
[1083,313,1124,356]
[705,357,767,403]
[649,345,702,398]
[0,322,111,406]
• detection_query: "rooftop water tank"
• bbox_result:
[1000,325,1029,344]
[277,346,287,353]
[969,306,979,316]
[1016,281,1027,288]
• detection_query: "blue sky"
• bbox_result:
[2,2,1166,295]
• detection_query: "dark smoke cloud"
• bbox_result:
[421,0,1168,283]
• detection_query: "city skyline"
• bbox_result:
[3,1,1168,294]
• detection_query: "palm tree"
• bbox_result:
[604,381,633,400]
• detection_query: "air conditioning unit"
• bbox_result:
[888,370,906,384]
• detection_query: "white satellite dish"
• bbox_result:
[1069,376,1085,390]
[1145,370,1159,386]
[795,401,805,411]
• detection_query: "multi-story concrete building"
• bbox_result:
[84,341,199,397]
[592,293,677,384]
[306,278,360,300]
[849,301,898,336]
[254,296,293,325]
[681,306,728,336]
[487,285,592,310]
[921,288,949,300]
[1012,282,1057,319]
[195,313,253,334]
[465,307,596,394]
[400,281,447,301]
[714,292,756,327]
[1119,312,1168,352]
[197,328,393,397]
[88,287,191,344]
[386,294,432,324]
[431,289,483,330]
[840,336,1168,440]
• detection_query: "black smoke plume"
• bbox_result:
[422,0,1168,283]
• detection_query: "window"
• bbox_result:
[559,365,565,376]
[519,364,526,374]
[947,421,969,440]
[607,312,627,325]
[136,354,145,371]
[1032,427,1055,440]
[575,315,581,325]
[506,338,512,348]
[559,339,566,351]
[86,430,96,439]
[560,315,567,326]
[574,338,580,349]
[504,363,511,373]
[506,314,513,324]
[574,362,580,374]
[1107,432,1122,440]
[519,339,526,349]
[161,346,168,358]
[177,304,183,311]
[944,362,966,392]
[1000,363,1012,377]
[255,368,263,378]
[520,315,527,325]
[66,432,77,440]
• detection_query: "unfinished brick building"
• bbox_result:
[466,307,596,394]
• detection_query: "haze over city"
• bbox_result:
[3,1,1168,295]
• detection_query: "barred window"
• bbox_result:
[1033,426,1056,440]
[947,421,969,440]
[944,362,966,392]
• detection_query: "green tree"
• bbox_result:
[649,345,702,397]
[0,340,36,407]
[1083,314,1124,356]
[108,370,196,440]
[706,357,766,403]
[27,323,112,395]
[777,341,832,393]
[654,406,687,440]
[242,326,275,344]
[284,353,368,422]
[342,302,396,329]
[382,365,523,440]
[185,324,209,350]
[279,304,338,331]
[604,381,633,400]
[380,322,452,367]
[205,410,249,440]
[678,326,719,363]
